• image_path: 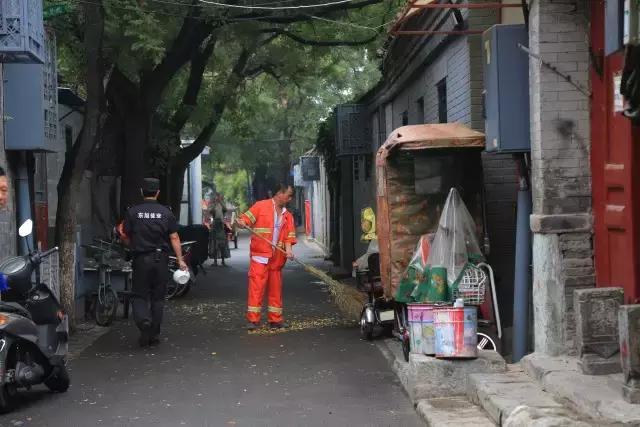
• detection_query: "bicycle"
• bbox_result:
[83,240,119,326]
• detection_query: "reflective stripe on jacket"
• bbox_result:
[240,199,297,266]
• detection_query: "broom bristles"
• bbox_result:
[304,264,364,322]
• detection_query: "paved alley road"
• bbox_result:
[1,235,420,427]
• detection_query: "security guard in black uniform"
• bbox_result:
[121,178,187,347]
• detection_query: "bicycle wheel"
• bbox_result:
[95,286,118,326]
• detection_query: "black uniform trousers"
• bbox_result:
[132,251,168,337]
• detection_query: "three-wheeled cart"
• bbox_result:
[359,123,502,360]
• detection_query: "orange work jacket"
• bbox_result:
[241,199,297,268]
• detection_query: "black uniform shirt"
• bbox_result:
[123,200,178,254]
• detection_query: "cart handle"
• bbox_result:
[477,262,502,340]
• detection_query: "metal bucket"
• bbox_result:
[434,306,478,359]
[407,303,436,355]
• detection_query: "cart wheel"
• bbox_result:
[360,310,374,341]
[402,334,411,362]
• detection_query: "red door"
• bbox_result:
[34,202,49,250]
[591,2,640,303]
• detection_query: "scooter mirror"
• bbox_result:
[18,219,33,237]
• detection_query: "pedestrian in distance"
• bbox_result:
[208,193,230,267]
[0,166,8,209]
[119,178,187,347]
[237,183,296,330]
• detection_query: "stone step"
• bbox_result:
[522,353,640,425]
[467,368,591,426]
[416,396,496,426]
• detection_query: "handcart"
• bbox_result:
[364,123,502,361]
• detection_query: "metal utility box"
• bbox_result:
[301,156,320,181]
[335,104,371,157]
[3,30,57,151]
[0,0,45,63]
[483,24,530,153]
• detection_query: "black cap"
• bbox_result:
[142,178,160,193]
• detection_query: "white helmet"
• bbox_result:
[173,269,190,285]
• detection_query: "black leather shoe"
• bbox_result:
[149,336,161,346]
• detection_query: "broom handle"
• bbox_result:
[235,221,307,268]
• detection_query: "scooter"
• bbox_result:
[0,220,70,413]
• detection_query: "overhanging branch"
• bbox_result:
[264,28,379,46]
[170,36,218,132]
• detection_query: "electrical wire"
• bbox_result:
[197,0,356,10]
[307,14,394,31]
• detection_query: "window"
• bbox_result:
[416,97,425,124]
[437,78,448,123]
[401,111,409,126]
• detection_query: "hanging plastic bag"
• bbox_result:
[426,188,484,300]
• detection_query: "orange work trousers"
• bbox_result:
[247,259,283,324]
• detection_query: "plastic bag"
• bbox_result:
[395,234,432,303]
[426,188,484,295]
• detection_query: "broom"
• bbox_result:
[236,221,363,321]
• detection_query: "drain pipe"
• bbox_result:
[15,151,34,255]
[512,154,532,362]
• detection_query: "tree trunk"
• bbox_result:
[120,109,151,212]
[55,0,106,327]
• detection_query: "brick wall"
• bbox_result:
[0,65,17,261]
[529,0,593,356]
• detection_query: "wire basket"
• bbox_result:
[452,265,487,305]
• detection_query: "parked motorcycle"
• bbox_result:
[0,220,70,413]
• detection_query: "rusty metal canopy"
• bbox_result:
[378,123,485,156]
[390,0,523,36]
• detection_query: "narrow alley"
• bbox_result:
[1,236,420,427]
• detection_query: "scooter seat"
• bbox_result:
[0,301,32,319]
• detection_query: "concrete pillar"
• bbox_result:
[619,305,640,404]
[189,154,202,225]
[528,0,593,355]
[574,287,624,374]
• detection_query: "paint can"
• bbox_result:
[407,303,436,355]
[433,306,478,359]
[427,266,448,302]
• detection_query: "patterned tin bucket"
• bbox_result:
[433,306,478,359]
[407,303,436,355]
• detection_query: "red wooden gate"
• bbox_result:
[591,2,640,303]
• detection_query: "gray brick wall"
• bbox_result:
[0,65,16,261]
[529,0,593,356]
